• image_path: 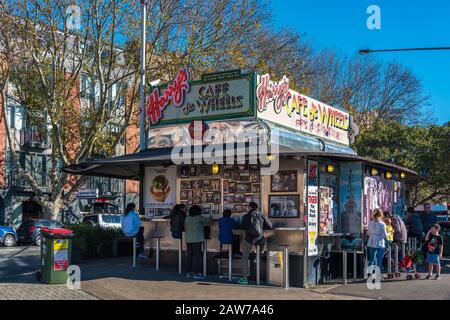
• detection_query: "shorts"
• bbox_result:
[426,253,440,265]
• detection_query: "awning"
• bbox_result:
[63,144,422,183]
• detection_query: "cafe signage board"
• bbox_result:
[146,68,256,127]
[256,74,350,146]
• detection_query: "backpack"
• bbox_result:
[244,212,263,238]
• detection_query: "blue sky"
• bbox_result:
[271,0,450,124]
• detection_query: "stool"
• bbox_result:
[394,243,399,273]
[387,246,392,274]
[342,250,347,284]
[177,238,183,274]
[256,243,261,285]
[227,243,233,282]
[123,236,137,268]
[203,240,208,277]
[152,236,164,271]
[278,244,290,289]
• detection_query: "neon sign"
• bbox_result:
[256,74,290,113]
[146,67,190,125]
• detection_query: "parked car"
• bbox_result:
[16,220,64,246]
[0,226,18,247]
[82,214,122,229]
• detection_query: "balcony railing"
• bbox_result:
[5,171,50,193]
[20,128,51,152]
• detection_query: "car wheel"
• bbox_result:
[3,234,16,247]
[34,235,41,247]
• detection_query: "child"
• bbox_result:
[384,217,394,246]
[424,224,444,280]
[218,209,240,250]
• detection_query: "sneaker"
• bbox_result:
[238,277,248,285]
[138,253,148,258]
[425,274,433,280]
[434,275,442,280]
[185,272,193,278]
[193,273,205,280]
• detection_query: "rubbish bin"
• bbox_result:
[37,227,74,284]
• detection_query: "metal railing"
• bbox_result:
[19,128,51,151]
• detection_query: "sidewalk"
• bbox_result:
[78,257,364,300]
[322,258,450,300]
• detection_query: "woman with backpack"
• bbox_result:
[239,202,272,285]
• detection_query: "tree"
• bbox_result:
[304,52,431,131]
[1,0,301,220]
[352,120,450,206]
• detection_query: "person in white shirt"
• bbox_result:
[122,203,146,258]
[367,208,389,275]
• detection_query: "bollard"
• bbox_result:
[364,249,369,280]
[133,237,137,268]
[155,237,160,271]
[353,249,357,280]
[402,242,406,261]
[203,240,208,278]
[343,250,347,284]
[282,246,289,289]
[394,243,399,273]
[228,244,233,282]
[256,244,261,286]
[178,238,182,274]
[387,246,392,274]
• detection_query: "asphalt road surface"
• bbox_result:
[0,245,41,281]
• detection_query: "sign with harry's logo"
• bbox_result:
[146,68,255,127]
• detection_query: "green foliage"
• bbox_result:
[353,120,450,205]
[65,224,123,259]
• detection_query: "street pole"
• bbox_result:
[139,0,147,152]
[359,47,450,55]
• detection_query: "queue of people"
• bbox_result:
[366,205,443,280]
[123,201,443,283]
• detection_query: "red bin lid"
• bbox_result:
[41,227,74,235]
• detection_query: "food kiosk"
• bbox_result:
[64,68,421,287]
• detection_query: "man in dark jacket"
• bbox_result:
[168,204,187,239]
[420,203,438,234]
[239,202,272,285]
[404,207,424,239]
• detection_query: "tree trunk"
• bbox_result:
[49,195,65,221]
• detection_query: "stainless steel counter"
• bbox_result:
[143,217,306,253]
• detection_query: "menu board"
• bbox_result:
[307,160,319,256]
[179,164,261,215]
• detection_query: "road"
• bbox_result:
[0,245,41,280]
[0,246,96,300]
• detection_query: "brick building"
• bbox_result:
[0,66,140,228]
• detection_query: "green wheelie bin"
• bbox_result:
[36,227,74,284]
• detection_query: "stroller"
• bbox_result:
[399,249,424,280]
